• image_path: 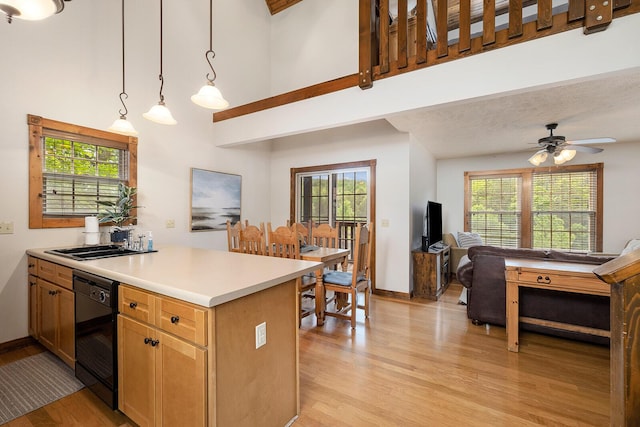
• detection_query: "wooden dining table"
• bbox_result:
[300,247,350,326]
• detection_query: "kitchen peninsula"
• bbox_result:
[27,245,322,427]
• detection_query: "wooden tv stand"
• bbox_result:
[412,245,450,300]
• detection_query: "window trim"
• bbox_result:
[464,163,603,252]
[28,114,138,229]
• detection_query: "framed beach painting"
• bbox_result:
[190,168,241,231]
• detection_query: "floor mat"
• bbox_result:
[0,351,84,424]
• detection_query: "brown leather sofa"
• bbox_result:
[456,245,616,345]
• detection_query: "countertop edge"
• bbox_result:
[27,247,322,307]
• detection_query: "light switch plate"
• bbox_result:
[255,322,266,349]
[166,219,175,228]
[0,221,14,234]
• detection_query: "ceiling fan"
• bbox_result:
[528,123,616,166]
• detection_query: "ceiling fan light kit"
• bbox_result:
[527,123,614,166]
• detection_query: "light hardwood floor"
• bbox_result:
[2,283,609,426]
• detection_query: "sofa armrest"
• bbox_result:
[450,247,468,272]
[456,255,473,288]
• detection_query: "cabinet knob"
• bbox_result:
[129,302,138,309]
[28,263,35,268]
[30,281,36,287]
[151,339,159,347]
[144,337,151,345]
[170,315,180,324]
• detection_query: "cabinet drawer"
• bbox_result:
[28,256,38,276]
[155,296,208,346]
[517,270,566,285]
[119,285,155,324]
[38,260,73,290]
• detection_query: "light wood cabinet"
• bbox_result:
[28,256,75,368]
[412,246,450,300]
[118,285,207,427]
[28,274,38,338]
[37,277,75,367]
[118,279,299,427]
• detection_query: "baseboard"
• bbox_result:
[373,289,411,300]
[0,336,37,355]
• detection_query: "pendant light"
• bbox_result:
[190,0,229,110]
[0,0,64,23]
[143,0,176,125]
[108,0,138,136]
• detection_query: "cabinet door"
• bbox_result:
[37,279,58,353]
[28,275,38,338]
[118,316,156,427]
[57,287,75,367]
[157,331,206,427]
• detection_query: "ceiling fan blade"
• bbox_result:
[568,145,604,154]
[567,137,616,145]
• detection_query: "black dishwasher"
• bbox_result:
[73,270,118,409]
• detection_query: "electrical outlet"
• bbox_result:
[166,219,175,228]
[0,221,14,234]
[255,322,266,349]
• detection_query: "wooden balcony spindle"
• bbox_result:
[459,0,472,51]
[416,0,428,63]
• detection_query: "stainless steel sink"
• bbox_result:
[45,245,156,261]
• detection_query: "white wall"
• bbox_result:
[269,0,358,95]
[409,135,438,250]
[436,141,640,253]
[270,120,411,294]
[0,0,273,344]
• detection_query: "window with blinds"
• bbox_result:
[532,169,598,251]
[468,175,522,248]
[465,164,603,252]
[43,136,128,216]
[28,114,137,229]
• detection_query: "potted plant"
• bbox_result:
[97,183,140,242]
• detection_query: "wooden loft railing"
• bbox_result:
[213,0,639,123]
[361,0,636,87]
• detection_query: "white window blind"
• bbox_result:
[532,169,598,251]
[468,175,522,248]
[42,135,128,217]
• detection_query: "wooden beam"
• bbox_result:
[584,0,613,33]
[264,0,302,15]
[212,74,359,122]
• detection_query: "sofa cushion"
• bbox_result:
[467,245,550,261]
[548,250,616,265]
[457,232,484,248]
[621,239,640,256]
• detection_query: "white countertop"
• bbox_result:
[27,245,322,308]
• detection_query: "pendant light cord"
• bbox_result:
[118,0,129,118]
[158,0,165,102]
[204,0,217,84]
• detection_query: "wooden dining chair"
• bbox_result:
[239,222,266,255]
[311,223,339,249]
[267,223,316,324]
[226,220,244,252]
[321,223,372,329]
[289,221,312,246]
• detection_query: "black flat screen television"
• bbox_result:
[422,201,443,251]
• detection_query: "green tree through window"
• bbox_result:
[465,164,602,251]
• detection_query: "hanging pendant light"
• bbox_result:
[143,0,176,125]
[191,0,229,110]
[108,0,138,136]
[0,0,64,23]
